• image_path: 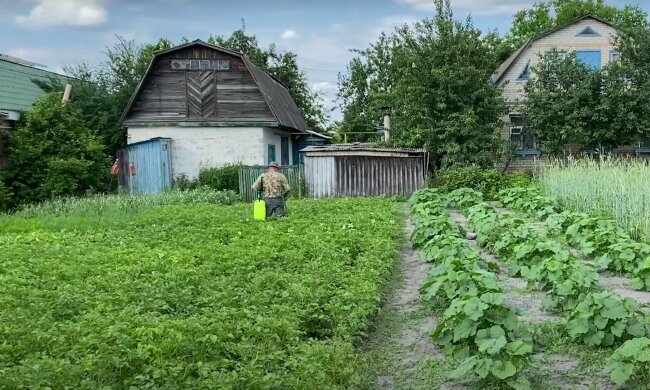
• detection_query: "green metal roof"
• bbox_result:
[0,58,69,113]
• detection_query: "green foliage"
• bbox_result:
[11,189,239,219]
[498,187,558,220]
[432,293,534,389]
[6,93,108,208]
[504,0,648,52]
[434,168,509,200]
[0,197,401,388]
[446,188,485,210]
[566,291,649,347]
[525,48,650,155]
[338,0,506,168]
[0,171,11,212]
[172,173,198,191]
[197,163,241,193]
[607,337,650,387]
[210,22,327,130]
[410,188,533,389]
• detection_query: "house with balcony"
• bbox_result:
[492,14,621,169]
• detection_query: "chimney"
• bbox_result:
[62,84,73,103]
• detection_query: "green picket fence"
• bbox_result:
[238,165,305,202]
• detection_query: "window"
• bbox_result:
[576,50,602,69]
[170,59,231,71]
[576,26,600,37]
[267,144,276,164]
[610,50,621,63]
[509,115,535,151]
[517,60,531,81]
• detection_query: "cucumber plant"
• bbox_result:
[432,292,534,390]
[607,337,650,387]
[566,291,649,347]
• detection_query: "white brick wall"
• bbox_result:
[501,18,618,104]
[128,126,266,178]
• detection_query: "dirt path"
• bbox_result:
[362,219,447,390]
[448,209,562,324]
[486,202,650,308]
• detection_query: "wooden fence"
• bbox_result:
[238,165,305,202]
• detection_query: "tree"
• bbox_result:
[338,0,506,168]
[524,50,650,155]
[7,93,108,207]
[211,22,328,131]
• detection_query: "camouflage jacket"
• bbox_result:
[252,172,290,198]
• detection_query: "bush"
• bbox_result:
[0,172,11,212]
[432,167,532,200]
[173,174,198,191]
[198,163,241,192]
[7,92,108,207]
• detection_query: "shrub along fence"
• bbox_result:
[238,165,305,202]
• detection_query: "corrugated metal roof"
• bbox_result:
[301,144,427,154]
[0,56,69,112]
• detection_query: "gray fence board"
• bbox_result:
[239,165,304,202]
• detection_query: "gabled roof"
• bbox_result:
[0,54,69,113]
[491,14,617,84]
[120,40,309,133]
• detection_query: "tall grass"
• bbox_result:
[6,188,239,219]
[540,157,650,240]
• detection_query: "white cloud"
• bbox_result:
[16,0,109,28]
[395,0,535,15]
[281,30,297,40]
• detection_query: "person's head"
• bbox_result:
[268,161,279,173]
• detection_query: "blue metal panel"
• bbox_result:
[576,50,601,69]
[126,138,172,194]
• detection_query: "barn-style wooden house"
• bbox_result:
[120,40,326,180]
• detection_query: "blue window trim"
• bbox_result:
[609,50,620,62]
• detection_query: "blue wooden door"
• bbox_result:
[576,50,601,69]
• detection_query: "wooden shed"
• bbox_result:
[301,144,429,198]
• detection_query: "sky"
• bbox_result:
[1,0,647,122]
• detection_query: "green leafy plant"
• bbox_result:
[542,264,600,313]
[433,167,507,200]
[446,188,484,210]
[498,187,558,220]
[432,292,534,389]
[566,291,649,347]
[607,337,650,387]
[197,163,241,193]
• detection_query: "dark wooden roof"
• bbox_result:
[492,14,617,84]
[120,40,309,133]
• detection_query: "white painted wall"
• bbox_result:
[262,128,295,165]
[127,126,265,178]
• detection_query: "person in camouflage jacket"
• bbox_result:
[251,162,291,218]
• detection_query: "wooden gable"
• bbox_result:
[122,43,275,124]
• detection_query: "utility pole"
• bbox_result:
[383,115,391,142]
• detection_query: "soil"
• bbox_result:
[599,275,650,306]
[374,220,444,389]
[448,209,563,324]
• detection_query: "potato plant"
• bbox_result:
[0,197,402,389]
